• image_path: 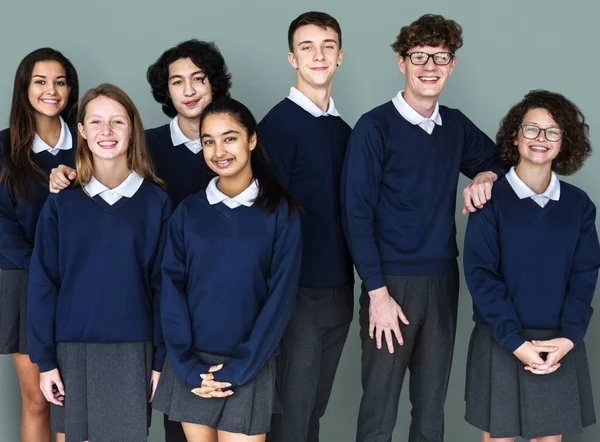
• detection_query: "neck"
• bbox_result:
[515,163,552,194]
[92,157,131,189]
[295,79,332,113]
[216,167,253,198]
[402,89,437,118]
[177,114,200,141]
[34,114,62,146]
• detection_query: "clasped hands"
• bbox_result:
[191,364,234,398]
[513,338,574,375]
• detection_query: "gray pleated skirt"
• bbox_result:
[0,269,29,354]
[51,341,153,442]
[465,324,596,439]
[153,351,276,436]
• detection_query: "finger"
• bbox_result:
[208,364,223,373]
[471,189,482,208]
[192,387,221,395]
[545,363,561,374]
[201,380,231,390]
[477,185,489,205]
[375,326,383,350]
[200,373,214,381]
[524,366,549,375]
[484,182,492,200]
[67,170,77,180]
[55,172,71,187]
[55,378,65,396]
[369,322,375,340]
[392,325,404,347]
[462,189,476,213]
[461,203,468,215]
[44,385,63,406]
[397,307,409,325]
[384,329,395,354]
[149,380,157,403]
[209,389,234,398]
[532,344,558,353]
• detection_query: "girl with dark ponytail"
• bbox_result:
[154,97,301,441]
[0,47,78,442]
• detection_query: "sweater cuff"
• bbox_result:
[503,332,526,353]
[561,326,582,348]
[37,359,58,373]
[184,361,210,388]
[212,364,237,387]
[362,273,386,293]
[152,346,167,372]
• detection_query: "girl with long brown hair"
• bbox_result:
[27,83,171,441]
[0,47,78,442]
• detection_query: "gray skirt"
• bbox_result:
[153,351,276,436]
[51,341,153,442]
[465,324,596,439]
[0,269,29,354]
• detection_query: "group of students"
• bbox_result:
[0,9,598,442]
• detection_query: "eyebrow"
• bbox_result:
[168,70,205,81]
[86,114,128,119]
[32,75,67,79]
[201,129,241,139]
[297,39,338,46]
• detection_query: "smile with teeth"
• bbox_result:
[98,141,118,148]
[41,99,59,104]
[214,158,233,168]
[530,145,549,152]
[419,76,439,82]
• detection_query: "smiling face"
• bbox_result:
[27,60,71,119]
[201,113,256,181]
[78,96,131,162]
[398,44,456,106]
[288,24,343,91]
[514,107,562,169]
[167,57,213,121]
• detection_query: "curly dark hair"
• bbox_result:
[146,39,232,118]
[496,90,591,176]
[391,14,463,55]
[288,11,342,52]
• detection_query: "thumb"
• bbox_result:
[208,364,223,373]
[68,170,77,180]
[56,378,65,395]
[461,204,468,215]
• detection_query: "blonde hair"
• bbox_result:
[74,83,165,189]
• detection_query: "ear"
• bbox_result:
[398,55,407,75]
[77,122,87,140]
[448,55,457,76]
[249,132,257,151]
[288,52,298,70]
[336,49,344,67]
[513,130,519,146]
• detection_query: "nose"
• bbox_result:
[47,82,58,95]
[313,46,325,61]
[423,56,436,69]
[100,122,113,135]
[183,79,195,97]
[536,129,548,142]
[214,141,226,157]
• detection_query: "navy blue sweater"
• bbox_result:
[464,178,600,352]
[342,102,507,291]
[258,98,353,288]
[0,127,77,270]
[161,192,302,387]
[146,124,210,208]
[27,181,172,372]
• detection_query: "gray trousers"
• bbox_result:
[356,262,459,442]
[268,283,354,442]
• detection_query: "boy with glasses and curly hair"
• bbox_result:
[342,14,508,442]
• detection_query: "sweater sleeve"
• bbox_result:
[150,197,173,372]
[212,203,302,387]
[459,113,508,180]
[561,197,600,345]
[161,206,210,386]
[463,204,525,352]
[341,116,385,292]
[27,197,60,372]
[258,119,297,189]
[0,146,34,269]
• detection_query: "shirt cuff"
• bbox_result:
[184,360,211,388]
[503,332,526,353]
[362,273,386,292]
[153,346,167,372]
[211,364,237,387]
[37,359,58,373]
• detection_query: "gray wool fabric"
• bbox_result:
[153,351,276,436]
[0,269,29,355]
[51,341,153,442]
[465,324,596,439]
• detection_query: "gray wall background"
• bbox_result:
[0,1,598,441]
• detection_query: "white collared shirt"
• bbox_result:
[85,171,144,206]
[392,90,442,135]
[505,167,560,208]
[170,115,202,154]
[287,87,340,118]
[205,177,259,209]
[32,116,73,156]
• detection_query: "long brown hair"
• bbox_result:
[0,47,79,202]
[74,83,165,190]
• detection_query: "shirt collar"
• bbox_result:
[287,87,340,117]
[205,177,259,207]
[391,90,442,126]
[170,115,202,153]
[85,171,144,198]
[32,116,73,154]
[505,166,561,201]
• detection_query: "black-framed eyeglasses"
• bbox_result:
[403,52,454,66]
[519,125,564,142]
